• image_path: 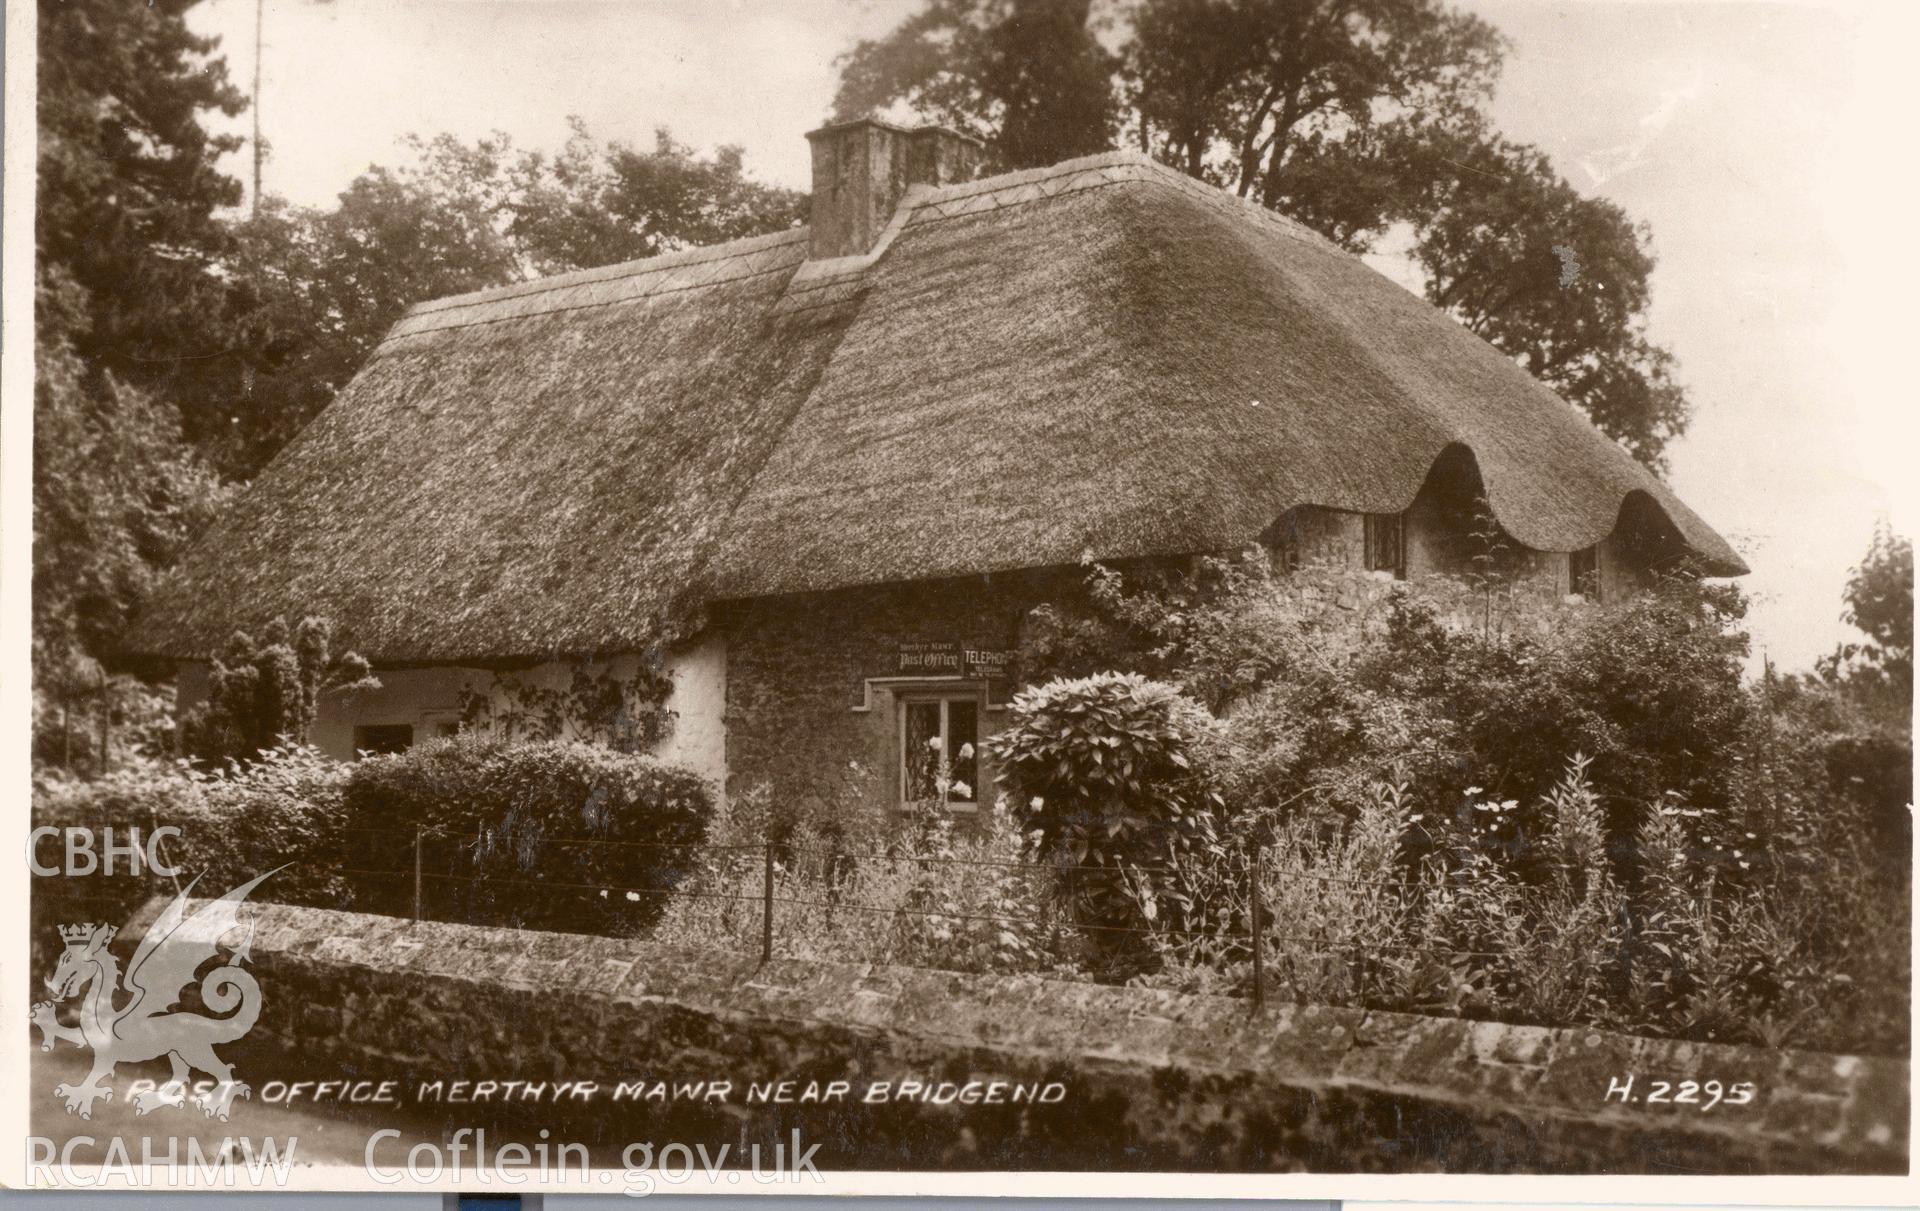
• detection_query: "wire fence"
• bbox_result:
[325,824,1522,1016]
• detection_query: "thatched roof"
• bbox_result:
[132,151,1745,663]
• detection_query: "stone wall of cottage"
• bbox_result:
[718,570,1075,816]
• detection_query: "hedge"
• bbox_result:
[340,735,717,934]
[29,746,352,975]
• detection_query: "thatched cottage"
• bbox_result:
[133,119,1746,814]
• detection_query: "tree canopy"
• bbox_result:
[1820,521,1914,713]
[34,0,241,703]
[836,0,1119,169]
[836,0,1689,464]
[37,0,246,394]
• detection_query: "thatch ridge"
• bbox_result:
[386,227,810,341]
[131,150,1743,663]
[403,226,808,316]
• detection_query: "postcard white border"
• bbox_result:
[1,0,1913,1200]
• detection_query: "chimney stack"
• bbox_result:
[805,118,984,260]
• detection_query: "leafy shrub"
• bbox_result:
[181,616,378,763]
[988,672,1226,950]
[1018,558,1770,864]
[32,760,197,975]
[178,744,354,902]
[30,746,352,974]
[340,734,716,935]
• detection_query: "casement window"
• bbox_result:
[899,693,980,811]
[1571,544,1601,601]
[1363,512,1406,577]
[352,723,414,757]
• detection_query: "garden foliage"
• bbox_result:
[1127,753,1907,1055]
[650,784,1064,976]
[340,735,716,934]
[987,672,1227,945]
[181,616,378,764]
[32,735,718,954]
[1004,557,1908,1052]
[659,559,1909,1055]
[30,745,352,973]
[30,551,1910,1056]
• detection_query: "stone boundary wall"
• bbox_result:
[141,899,1908,1174]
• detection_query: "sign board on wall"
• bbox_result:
[963,647,1013,680]
[896,642,1015,679]
[897,642,963,675]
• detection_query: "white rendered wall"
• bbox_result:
[177,632,728,798]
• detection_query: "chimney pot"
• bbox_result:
[805,118,982,260]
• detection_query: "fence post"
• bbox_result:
[760,837,776,965]
[150,807,185,900]
[1249,841,1266,1016]
[413,827,424,922]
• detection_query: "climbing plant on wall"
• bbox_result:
[457,657,675,753]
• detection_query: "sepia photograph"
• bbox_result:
[6,0,1915,1194]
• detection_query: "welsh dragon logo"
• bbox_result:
[32,870,280,1121]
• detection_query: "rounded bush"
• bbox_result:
[340,734,717,934]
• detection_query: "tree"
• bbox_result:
[504,122,810,276]
[33,266,233,686]
[37,0,246,399]
[212,171,523,473]
[1126,0,1501,208]
[835,0,1118,170]
[33,300,231,665]
[1820,521,1913,713]
[837,0,1693,466]
[34,0,243,700]
[1388,123,1689,464]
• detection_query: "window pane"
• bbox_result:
[947,700,978,802]
[903,701,942,803]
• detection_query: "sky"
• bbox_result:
[182,0,1917,674]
